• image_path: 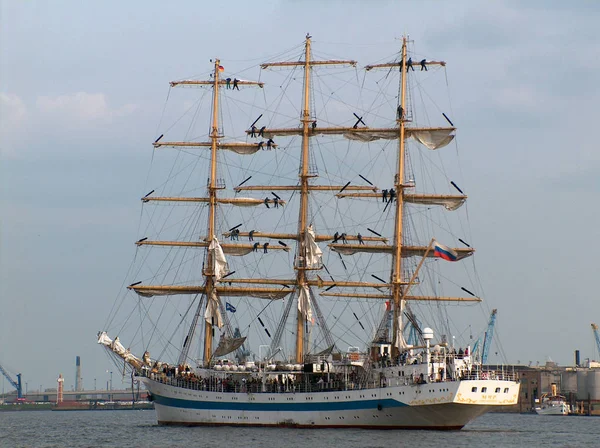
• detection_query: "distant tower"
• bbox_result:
[75,356,82,392]
[57,374,64,404]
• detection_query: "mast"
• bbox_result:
[260,35,357,363]
[204,58,222,363]
[391,38,408,356]
[296,35,312,363]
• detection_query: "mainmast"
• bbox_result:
[296,35,313,363]
[204,58,222,362]
[260,35,357,362]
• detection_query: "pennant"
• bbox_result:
[433,240,458,262]
[225,302,236,313]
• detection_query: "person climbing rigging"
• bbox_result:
[420,59,427,71]
[263,242,269,253]
[397,106,404,121]
[382,189,388,203]
[233,78,240,90]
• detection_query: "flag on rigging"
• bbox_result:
[433,240,458,261]
[218,65,225,72]
[225,302,236,313]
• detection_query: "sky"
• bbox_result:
[1,0,600,393]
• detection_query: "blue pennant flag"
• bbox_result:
[226,302,236,313]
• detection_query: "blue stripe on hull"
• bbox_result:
[153,394,407,411]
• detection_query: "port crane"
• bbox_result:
[592,323,600,359]
[472,309,497,364]
[0,362,23,399]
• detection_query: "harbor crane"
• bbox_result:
[473,309,497,364]
[0,362,23,399]
[592,323,600,358]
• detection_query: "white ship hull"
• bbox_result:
[142,377,519,429]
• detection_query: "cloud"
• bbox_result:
[1,92,139,159]
[36,92,137,122]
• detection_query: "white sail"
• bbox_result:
[111,336,127,356]
[209,237,228,280]
[404,194,466,211]
[204,289,223,328]
[305,225,322,268]
[410,129,454,150]
[343,130,397,142]
[97,331,113,347]
[212,336,247,357]
[222,246,253,256]
[298,285,313,323]
[223,144,260,155]
[394,301,409,350]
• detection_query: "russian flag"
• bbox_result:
[433,240,458,261]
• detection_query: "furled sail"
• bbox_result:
[97,331,143,369]
[330,244,473,260]
[330,244,392,255]
[222,246,254,256]
[404,194,466,211]
[209,237,228,280]
[394,301,409,350]
[222,144,261,155]
[298,285,313,322]
[305,225,323,268]
[129,285,293,299]
[212,336,247,358]
[343,130,397,142]
[410,129,454,150]
[221,197,285,207]
[205,289,223,328]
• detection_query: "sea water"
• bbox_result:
[1,410,598,448]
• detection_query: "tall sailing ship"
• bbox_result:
[98,35,519,429]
